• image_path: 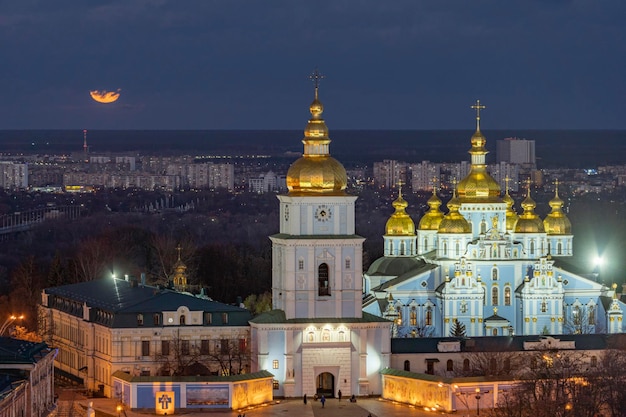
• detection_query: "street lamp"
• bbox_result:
[0,314,24,336]
[593,255,604,282]
[475,388,481,416]
[116,404,122,417]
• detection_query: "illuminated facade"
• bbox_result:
[249,74,392,399]
[364,102,626,338]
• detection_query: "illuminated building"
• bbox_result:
[363,101,626,337]
[249,72,392,399]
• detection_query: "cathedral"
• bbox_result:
[363,101,626,338]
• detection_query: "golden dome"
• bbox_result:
[543,181,572,235]
[419,186,445,230]
[502,178,519,231]
[438,189,471,234]
[385,187,416,236]
[514,186,545,233]
[286,81,347,196]
[457,100,501,203]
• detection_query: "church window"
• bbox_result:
[504,287,511,305]
[590,356,597,367]
[423,237,428,251]
[318,263,330,296]
[396,307,402,326]
[179,315,186,325]
[137,314,143,326]
[345,258,351,269]
[298,259,304,270]
[492,287,499,306]
[455,242,460,256]
[480,220,487,234]
[273,360,279,369]
[401,241,406,255]
[463,359,470,372]
[460,301,467,314]
[322,329,331,342]
[338,331,346,342]
[557,242,563,255]
[410,308,417,326]
[443,242,447,256]
[404,360,411,372]
[492,328,498,336]
[492,268,498,280]
[425,307,432,326]
[541,300,547,313]
[447,360,454,372]
[530,240,535,256]
[588,306,595,325]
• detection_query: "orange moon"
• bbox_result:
[90,89,121,104]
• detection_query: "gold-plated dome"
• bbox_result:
[170,245,188,291]
[543,180,572,235]
[438,188,471,234]
[419,186,445,230]
[385,187,416,236]
[514,185,545,233]
[286,73,347,196]
[457,100,502,203]
[503,177,519,231]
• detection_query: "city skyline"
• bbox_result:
[1,1,625,130]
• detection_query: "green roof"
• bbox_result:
[249,309,391,324]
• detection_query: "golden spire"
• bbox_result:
[613,283,618,299]
[502,176,519,231]
[514,179,544,233]
[385,181,416,236]
[419,176,444,230]
[543,179,572,235]
[457,100,501,203]
[286,69,347,195]
[438,180,471,234]
[171,243,188,291]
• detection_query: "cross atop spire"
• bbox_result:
[470,99,486,131]
[309,68,325,97]
[176,244,182,261]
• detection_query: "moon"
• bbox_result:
[90,89,121,104]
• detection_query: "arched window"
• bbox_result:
[322,329,330,342]
[463,359,470,372]
[455,242,460,256]
[492,287,499,306]
[557,242,563,255]
[401,241,406,255]
[179,315,186,325]
[492,268,498,280]
[460,301,468,314]
[588,306,595,325]
[443,242,447,256]
[410,307,417,326]
[396,306,403,326]
[318,263,330,296]
[541,300,547,313]
[425,307,432,326]
[447,360,454,372]
[404,360,411,372]
[530,240,535,255]
[492,328,498,336]
[424,237,428,251]
[504,287,511,306]
[480,220,487,234]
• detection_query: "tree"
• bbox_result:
[243,292,272,316]
[450,319,466,338]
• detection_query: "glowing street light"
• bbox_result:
[0,314,24,336]
[593,255,604,282]
[475,388,481,416]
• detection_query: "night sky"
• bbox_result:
[1,1,625,130]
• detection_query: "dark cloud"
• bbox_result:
[0,0,625,129]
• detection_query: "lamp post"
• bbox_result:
[593,255,604,282]
[0,314,24,336]
[475,388,481,416]
[116,404,122,417]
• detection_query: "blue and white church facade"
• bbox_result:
[363,102,626,338]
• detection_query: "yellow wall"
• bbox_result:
[382,375,452,412]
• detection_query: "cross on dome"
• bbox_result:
[470,99,486,131]
[309,68,325,97]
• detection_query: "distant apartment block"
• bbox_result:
[64,172,181,191]
[496,138,536,167]
[166,163,235,190]
[90,155,137,171]
[248,171,286,193]
[373,159,407,189]
[410,161,441,191]
[488,162,521,192]
[0,161,28,190]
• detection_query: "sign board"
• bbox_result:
[155,391,175,415]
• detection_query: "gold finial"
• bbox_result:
[524,178,532,196]
[397,180,404,197]
[309,68,325,98]
[493,307,498,315]
[504,176,511,192]
[554,178,560,196]
[613,283,618,299]
[470,99,486,131]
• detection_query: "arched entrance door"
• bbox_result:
[316,372,334,398]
